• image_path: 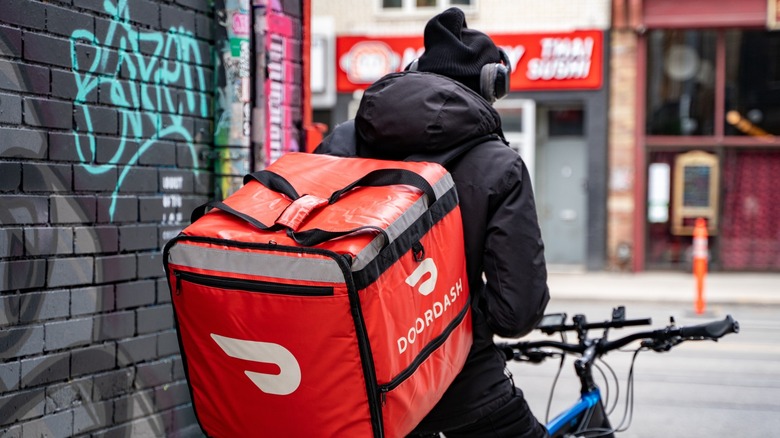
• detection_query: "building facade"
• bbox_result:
[609,0,780,271]
[311,0,612,270]
[310,0,780,272]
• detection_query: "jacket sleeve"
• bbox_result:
[482,157,550,338]
[312,120,357,157]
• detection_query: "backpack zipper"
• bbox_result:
[174,270,334,296]
[377,298,470,403]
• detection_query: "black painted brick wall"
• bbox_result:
[1,0,214,436]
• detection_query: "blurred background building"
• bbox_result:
[310,0,780,273]
[1,0,778,434]
[614,0,780,273]
[312,0,613,271]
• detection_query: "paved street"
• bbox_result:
[546,270,780,306]
[505,271,780,438]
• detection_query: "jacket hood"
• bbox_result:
[355,71,502,160]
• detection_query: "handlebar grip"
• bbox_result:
[679,315,740,339]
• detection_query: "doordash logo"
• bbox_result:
[211,334,301,395]
[405,258,438,296]
[398,258,464,354]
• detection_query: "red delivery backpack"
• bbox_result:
[163,152,473,437]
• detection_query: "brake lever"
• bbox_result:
[641,336,682,352]
[642,316,681,351]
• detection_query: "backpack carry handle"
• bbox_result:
[278,168,436,246]
[245,167,438,206]
[326,168,437,205]
[190,200,275,231]
[194,167,437,247]
[244,170,301,200]
[286,225,388,247]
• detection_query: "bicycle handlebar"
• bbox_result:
[500,313,739,363]
[539,317,653,335]
[602,314,739,352]
[499,310,740,431]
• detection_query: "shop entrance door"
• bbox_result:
[535,107,587,266]
[494,99,536,182]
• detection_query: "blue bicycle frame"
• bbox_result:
[545,388,614,438]
[546,389,600,434]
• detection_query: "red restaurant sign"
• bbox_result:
[336,30,603,93]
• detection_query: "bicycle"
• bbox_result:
[497,306,740,438]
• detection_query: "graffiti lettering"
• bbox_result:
[1,1,209,432]
[70,0,209,222]
[267,35,284,164]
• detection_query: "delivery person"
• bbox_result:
[315,7,550,437]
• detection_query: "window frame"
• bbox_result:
[377,0,476,16]
[643,28,780,149]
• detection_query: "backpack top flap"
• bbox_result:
[184,152,458,271]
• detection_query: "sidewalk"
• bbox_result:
[547,270,780,306]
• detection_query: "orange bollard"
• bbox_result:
[692,218,708,315]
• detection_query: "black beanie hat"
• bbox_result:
[416,7,501,95]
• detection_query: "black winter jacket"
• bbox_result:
[315,71,549,432]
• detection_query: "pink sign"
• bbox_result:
[232,13,249,36]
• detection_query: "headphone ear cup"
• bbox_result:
[480,62,509,103]
[479,64,509,103]
[483,48,511,102]
[493,63,509,100]
[480,63,498,103]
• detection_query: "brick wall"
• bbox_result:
[606,29,638,270]
[0,0,213,436]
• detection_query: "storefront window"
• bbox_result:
[724,30,780,137]
[646,30,717,136]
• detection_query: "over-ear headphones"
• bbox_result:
[480,48,511,103]
[406,48,511,103]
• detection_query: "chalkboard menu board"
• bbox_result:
[682,166,711,207]
[672,151,719,235]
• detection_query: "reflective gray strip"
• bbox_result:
[168,243,345,283]
[351,173,455,271]
[432,172,454,200]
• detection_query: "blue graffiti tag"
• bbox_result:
[70,0,209,220]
